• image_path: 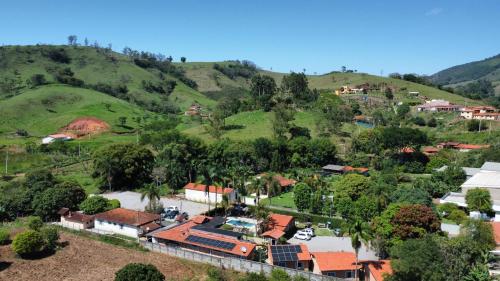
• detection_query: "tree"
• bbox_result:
[79,196,110,215]
[293,183,312,212]
[333,174,370,200]
[427,117,437,127]
[118,116,127,127]
[140,183,162,212]
[413,116,426,126]
[463,264,493,281]
[466,188,492,214]
[250,74,277,110]
[468,120,488,132]
[114,263,165,281]
[271,104,295,139]
[204,113,225,139]
[27,74,47,88]
[180,57,186,63]
[391,204,440,240]
[40,226,59,252]
[390,187,432,206]
[378,127,428,151]
[315,95,353,136]
[281,72,316,103]
[310,190,324,214]
[385,87,394,100]
[67,35,77,46]
[93,144,154,191]
[349,220,371,281]
[11,230,46,257]
[27,216,44,231]
[32,182,86,220]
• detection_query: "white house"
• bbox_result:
[184,182,236,204]
[441,162,500,221]
[94,208,161,238]
[42,133,73,144]
[58,208,94,230]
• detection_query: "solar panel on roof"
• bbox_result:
[270,245,301,262]
[186,235,236,250]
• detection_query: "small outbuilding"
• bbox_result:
[58,208,95,230]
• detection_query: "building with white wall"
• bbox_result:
[184,182,236,204]
[94,208,161,238]
[58,208,94,230]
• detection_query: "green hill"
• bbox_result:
[177,61,480,105]
[0,45,216,111]
[430,54,500,93]
[0,84,150,137]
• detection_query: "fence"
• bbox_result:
[141,241,348,281]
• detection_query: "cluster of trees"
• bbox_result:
[389,73,434,87]
[141,79,177,95]
[122,47,197,89]
[0,169,86,221]
[455,79,495,100]
[412,116,437,127]
[213,60,257,79]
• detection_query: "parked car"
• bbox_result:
[166,210,179,219]
[303,228,315,237]
[294,231,311,240]
[166,206,179,212]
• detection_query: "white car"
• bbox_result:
[294,231,311,240]
[303,228,315,237]
[166,206,179,212]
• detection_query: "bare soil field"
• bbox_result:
[0,232,228,281]
[62,117,110,137]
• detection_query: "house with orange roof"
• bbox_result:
[94,208,161,238]
[268,244,312,271]
[152,215,256,259]
[312,252,361,278]
[58,208,94,230]
[364,260,392,281]
[261,213,295,245]
[461,106,498,120]
[422,146,440,156]
[184,182,236,204]
[257,174,297,190]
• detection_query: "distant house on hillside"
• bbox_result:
[184,182,237,203]
[416,99,463,112]
[94,208,161,238]
[460,106,499,121]
[322,164,369,176]
[185,104,202,116]
[436,142,490,152]
[42,133,73,144]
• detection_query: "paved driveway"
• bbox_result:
[288,236,378,260]
[101,191,210,216]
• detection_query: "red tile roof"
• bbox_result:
[343,166,369,173]
[59,208,94,223]
[273,175,297,187]
[399,147,415,153]
[268,214,294,231]
[95,208,160,227]
[153,218,256,257]
[192,215,210,224]
[456,144,490,150]
[491,222,500,245]
[312,252,361,272]
[423,146,440,153]
[262,228,285,240]
[184,183,234,194]
[367,260,392,281]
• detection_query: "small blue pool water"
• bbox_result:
[226,219,255,228]
[355,121,375,128]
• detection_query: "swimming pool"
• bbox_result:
[226,219,256,229]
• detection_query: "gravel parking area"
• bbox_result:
[288,236,378,260]
[101,191,210,216]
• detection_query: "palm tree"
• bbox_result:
[248,178,265,205]
[140,183,162,212]
[263,174,281,205]
[254,201,270,235]
[349,220,371,281]
[220,194,230,218]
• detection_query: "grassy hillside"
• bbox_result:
[0,84,149,136]
[178,62,481,105]
[0,45,217,110]
[430,54,500,94]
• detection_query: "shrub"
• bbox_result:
[80,196,110,215]
[108,199,121,209]
[27,74,47,88]
[114,263,165,281]
[448,209,467,224]
[0,229,10,245]
[207,267,226,281]
[270,269,291,281]
[11,230,46,257]
[27,216,44,231]
[41,226,59,251]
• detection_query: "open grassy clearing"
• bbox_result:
[261,191,296,210]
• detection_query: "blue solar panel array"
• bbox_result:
[270,245,302,262]
[186,235,236,250]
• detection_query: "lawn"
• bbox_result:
[261,191,296,210]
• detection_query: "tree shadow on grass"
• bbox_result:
[18,249,56,260]
[223,124,245,131]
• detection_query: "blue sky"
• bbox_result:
[1,0,499,75]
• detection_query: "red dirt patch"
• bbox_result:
[61,117,110,137]
[0,232,220,281]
